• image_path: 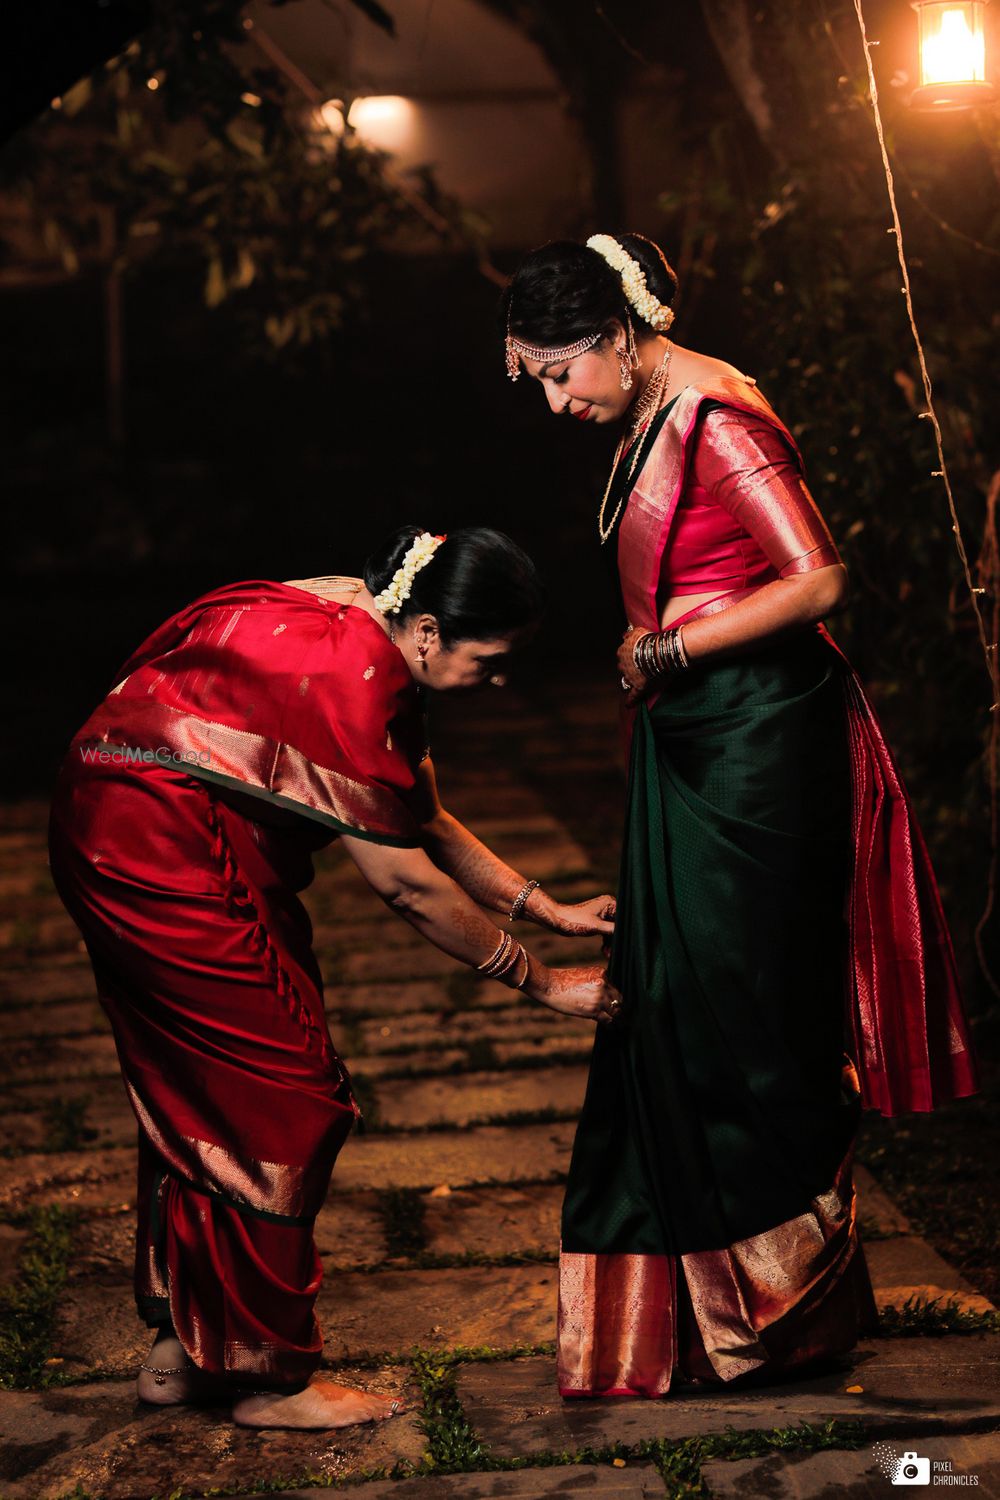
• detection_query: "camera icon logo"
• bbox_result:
[893,1451,931,1486]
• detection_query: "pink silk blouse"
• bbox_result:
[661,407,841,596]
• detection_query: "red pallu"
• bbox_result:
[49,583,425,1388]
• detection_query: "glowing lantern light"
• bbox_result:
[911,2,996,108]
[346,96,416,152]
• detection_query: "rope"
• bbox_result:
[852,0,1000,996]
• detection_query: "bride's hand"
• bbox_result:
[538,894,616,937]
[617,627,653,708]
[527,963,622,1024]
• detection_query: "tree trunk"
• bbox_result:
[698,0,806,167]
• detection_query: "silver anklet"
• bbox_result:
[140,1362,189,1386]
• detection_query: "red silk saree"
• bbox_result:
[49,581,425,1389]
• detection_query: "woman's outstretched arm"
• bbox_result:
[340,831,619,1023]
[406,757,616,939]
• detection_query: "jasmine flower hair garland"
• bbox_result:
[372,532,446,616]
[585,235,675,333]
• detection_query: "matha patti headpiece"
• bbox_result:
[505,319,601,382]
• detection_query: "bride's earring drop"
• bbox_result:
[617,315,640,390]
[416,642,429,670]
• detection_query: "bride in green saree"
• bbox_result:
[502,233,977,1397]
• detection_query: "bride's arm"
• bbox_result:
[620,407,848,696]
[407,757,615,938]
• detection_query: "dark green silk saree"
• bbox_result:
[558,380,976,1396]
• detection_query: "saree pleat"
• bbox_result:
[49,756,355,1389]
[559,631,880,1397]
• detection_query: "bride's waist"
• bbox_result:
[659,586,760,629]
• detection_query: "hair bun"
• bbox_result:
[363,525,427,599]
[363,526,543,646]
[615,233,678,312]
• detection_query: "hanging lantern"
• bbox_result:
[911,2,996,108]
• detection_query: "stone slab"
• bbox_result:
[257,1465,667,1498]
[0,1367,420,1500]
[0,1146,137,1213]
[51,1265,559,1378]
[362,1034,594,1082]
[0,1030,118,1084]
[357,1007,597,1058]
[854,1164,911,1237]
[0,868,48,900]
[326,979,508,1019]
[0,1067,600,1161]
[334,1122,575,1193]
[0,962,101,1006]
[0,911,81,955]
[0,1122,573,1213]
[457,1338,1000,1454]
[355,1014,507,1058]
[335,947,460,984]
[29,1181,556,1287]
[316,1263,558,1361]
[66,1192,388,1281]
[701,1432,1000,1498]
[314,1191,388,1267]
[0,998,109,1041]
[865,1235,996,1313]
[0,1081,133,1155]
[379,1066,588,1129]
[422,1183,563,1259]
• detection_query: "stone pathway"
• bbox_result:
[0,677,996,1499]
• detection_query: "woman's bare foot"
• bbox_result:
[232,1376,405,1430]
[136,1329,229,1406]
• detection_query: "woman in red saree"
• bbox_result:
[501,235,977,1398]
[49,525,620,1429]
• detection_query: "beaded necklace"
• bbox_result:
[597,343,673,546]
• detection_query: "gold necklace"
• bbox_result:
[597,343,672,546]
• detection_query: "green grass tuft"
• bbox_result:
[878,1294,999,1337]
[0,1204,76,1388]
[411,1347,488,1473]
[42,1095,97,1154]
[375,1186,428,1259]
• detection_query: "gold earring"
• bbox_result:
[617,347,633,391]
